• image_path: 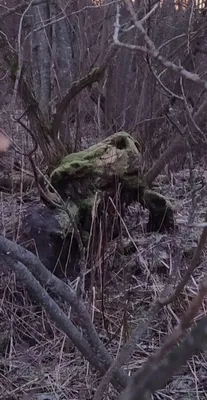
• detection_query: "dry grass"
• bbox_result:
[1,163,207,400]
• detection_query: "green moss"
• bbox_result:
[51,131,137,183]
[59,159,93,177]
[51,143,106,180]
[48,132,175,236]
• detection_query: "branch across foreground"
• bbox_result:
[118,268,207,399]
[119,314,207,400]
[1,2,207,398]
[0,235,128,391]
[1,132,207,399]
[4,257,100,368]
[93,209,207,399]
[1,204,207,399]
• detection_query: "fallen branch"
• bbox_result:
[0,235,128,390]
[119,275,207,400]
[92,243,181,400]
[93,303,161,400]
[3,256,107,374]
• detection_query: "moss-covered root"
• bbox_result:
[142,190,175,233]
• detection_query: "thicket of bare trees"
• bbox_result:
[1,0,207,164]
[1,0,207,399]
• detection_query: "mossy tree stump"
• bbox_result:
[48,132,174,248]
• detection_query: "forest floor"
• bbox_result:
[1,162,207,400]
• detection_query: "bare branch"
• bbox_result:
[119,277,207,400]
[114,0,207,89]
[0,235,128,390]
[0,0,45,23]
[124,2,159,32]
[158,32,196,52]
[147,57,184,100]
[2,256,105,373]
[93,243,181,400]
[93,211,207,400]
[51,67,106,138]
[113,2,146,52]
[93,303,161,400]
[119,315,207,400]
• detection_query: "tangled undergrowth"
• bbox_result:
[1,165,207,400]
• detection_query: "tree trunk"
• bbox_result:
[31,1,51,121]
[50,1,75,150]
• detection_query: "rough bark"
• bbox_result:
[50,1,75,149]
[31,1,51,120]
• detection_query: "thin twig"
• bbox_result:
[147,56,183,100]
